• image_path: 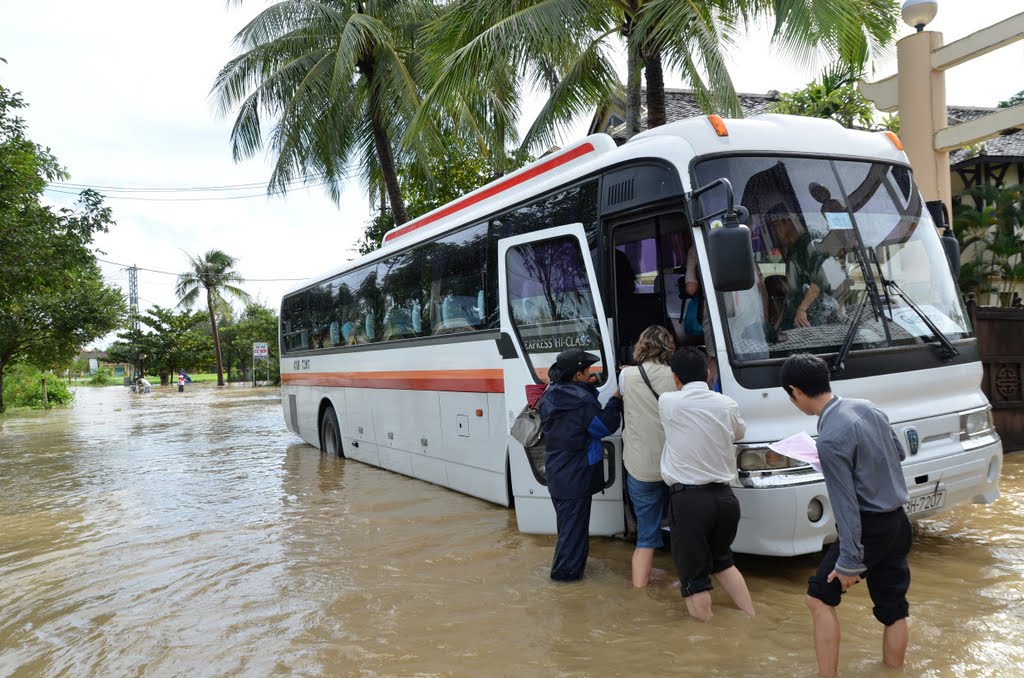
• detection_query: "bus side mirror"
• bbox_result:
[688,178,756,291]
[926,200,960,278]
[707,208,756,292]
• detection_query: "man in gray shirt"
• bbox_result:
[781,353,912,678]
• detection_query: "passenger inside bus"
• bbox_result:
[612,216,711,367]
[765,209,846,331]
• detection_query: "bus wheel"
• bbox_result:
[320,406,344,458]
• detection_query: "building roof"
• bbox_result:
[947,105,1024,166]
[593,88,780,141]
[593,88,1024,165]
[655,88,781,127]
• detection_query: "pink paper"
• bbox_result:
[769,432,821,472]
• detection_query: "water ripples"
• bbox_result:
[1,384,1023,676]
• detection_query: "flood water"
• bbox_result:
[1,384,1022,677]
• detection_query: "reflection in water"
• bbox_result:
[1,385,1022,676]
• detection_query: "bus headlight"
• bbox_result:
[736,445,808,471]
[737,448,766,471]
[960,406,997,450]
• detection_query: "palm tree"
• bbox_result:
[638,0,899,128]
[416,0,899,150]
[212,0,439,225]
[176,250,252,386]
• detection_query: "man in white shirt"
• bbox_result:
[659,347,753,622]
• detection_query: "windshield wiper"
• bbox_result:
[831,291,871,374]
[832,248,883,374]
[879,277,960,360]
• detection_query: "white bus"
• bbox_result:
[280,113,1002,557]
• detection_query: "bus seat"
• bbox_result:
[433,294,486,335]
[384,308,417,340]
[443,296,479,325]
[411,302,422,334]
[329,322,341,346]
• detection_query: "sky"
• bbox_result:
[1,0,1021,348]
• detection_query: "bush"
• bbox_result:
[2,364,75,409]
[89,367,113,385]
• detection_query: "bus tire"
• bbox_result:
[319,406,344,458]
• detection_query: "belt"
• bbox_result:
[670,482,728,493]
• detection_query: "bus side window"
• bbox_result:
[429,223,487,336]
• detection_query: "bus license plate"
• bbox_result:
[904,489,946,516]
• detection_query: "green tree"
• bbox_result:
[417,0,899,151]
[219,302,281,384]
[106,306,213,384]
[0,86,126,412]
[769,60,879,129]
[212,0,439,225]
[104,326,149,380]
[998,90,1024,109]
[953,183,1024,304]
[358,136,532,254]
[175,250,252,387]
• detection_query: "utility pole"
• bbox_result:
[127,264,140,383]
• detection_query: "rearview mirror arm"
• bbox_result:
[686,177,748,227]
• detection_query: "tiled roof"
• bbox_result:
[658,88,779,125]
[602,88,779,141]
[947,105,1024,165]
[949,130,1024,165]
[948,105,997,126]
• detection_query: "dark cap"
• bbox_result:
[554,348,600,376]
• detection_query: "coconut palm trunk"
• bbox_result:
[206,288,226,386]
[623,2,643,140]
[363,59,410,226]
[644,45,666,129]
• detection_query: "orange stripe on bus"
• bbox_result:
[281,369,505,393]
[382,143,597,244]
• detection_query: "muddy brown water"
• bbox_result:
[1,384,1022,677]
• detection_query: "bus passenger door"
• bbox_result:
[497,224,625,537]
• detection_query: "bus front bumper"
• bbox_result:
[731,438,1003,558]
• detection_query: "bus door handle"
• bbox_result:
[351,440,359,448]
[602,441,616,490]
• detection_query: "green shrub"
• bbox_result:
[89,367,114,385]
[2,364,75,409]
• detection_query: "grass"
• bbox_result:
[68,372,224,386]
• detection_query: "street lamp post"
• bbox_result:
[895,1,952,216]
[902,0,938,32]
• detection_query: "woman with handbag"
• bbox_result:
[618,325,677,587]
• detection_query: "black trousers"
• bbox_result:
[668,483,740,597]
[808,508,913,625]
[550,496,592,581]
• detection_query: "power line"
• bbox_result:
[44,182,333,202]
[94,257,306,282]
[50,176,328,193]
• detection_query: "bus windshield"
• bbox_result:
[694,156,972,363]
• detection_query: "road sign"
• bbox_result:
[253,342,269,359]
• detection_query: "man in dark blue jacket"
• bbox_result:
[538,348,623,582]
